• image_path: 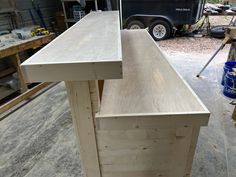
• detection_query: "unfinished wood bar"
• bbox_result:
[21,11,122,177]
[95,30,210,177]
[21,11,209,177]
[22,12,122,82]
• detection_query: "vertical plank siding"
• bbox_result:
[0,0,61,31]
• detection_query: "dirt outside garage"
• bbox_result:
[158,16,233,55]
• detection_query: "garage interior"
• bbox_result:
[1,1,236,177]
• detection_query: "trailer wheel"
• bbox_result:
[127,20,145,29]
[149,20,171,41]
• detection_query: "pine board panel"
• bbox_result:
[65,81,101,177]
[95,30,210,177]
[96,127,193,177]
[99,30,209,115]
[97,129,175,174]
[101,170,170,177]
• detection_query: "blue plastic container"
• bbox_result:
[223,72,236,98]
[221,61,236,85]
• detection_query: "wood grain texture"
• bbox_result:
[97,128,175,176]
[96,113,209,130]
[184,127,201,177]
[169,127,193,177]
[95,30,210,177]
[21,11,122,82]
[14,53,28,93]
[88,80,101,116]
[65,81,101,177]
[99,30,209,115]
[96,126,194,177]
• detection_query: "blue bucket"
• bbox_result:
[223,72,236,98]
[221,61,236,85]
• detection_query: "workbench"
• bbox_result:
[0,33,55,113]
[21,11,210,177]
[0,33,55,92]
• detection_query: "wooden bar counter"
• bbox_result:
[21,11,210,177]
[96,30,210,177]
[22,11,122,177]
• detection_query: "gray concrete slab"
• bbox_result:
[0,84,82,177]
[166,51,234,177]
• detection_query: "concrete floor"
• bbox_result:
[0,43,236,177]
[166,50,236,177]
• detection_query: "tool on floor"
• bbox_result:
[196,27,236,77]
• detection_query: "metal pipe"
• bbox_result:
[196,43,225,77]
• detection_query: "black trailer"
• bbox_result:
[112,0,206,40]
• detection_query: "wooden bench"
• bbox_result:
[0,33,55,113]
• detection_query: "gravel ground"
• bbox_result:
[158,36,231,56]
[209,16,233,26]
[158,16,233,55]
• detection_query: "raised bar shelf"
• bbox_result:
[21,11,122,82]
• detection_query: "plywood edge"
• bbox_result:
[21,60,123,82]
[21,59,122,66]
[95,112,210,129]
[113,10,122,61]
[96,111,210,119]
